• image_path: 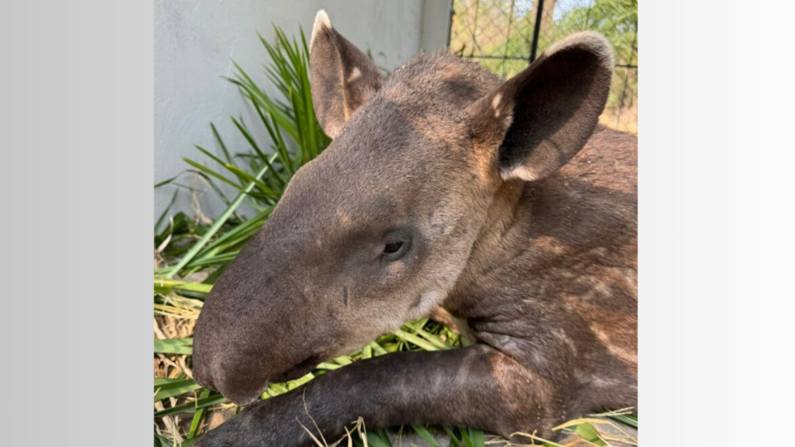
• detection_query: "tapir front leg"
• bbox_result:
[195,344,561,447]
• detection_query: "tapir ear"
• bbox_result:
[309,10,383,138]
[467,32,614,182]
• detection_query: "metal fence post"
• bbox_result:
[529,0,545,63]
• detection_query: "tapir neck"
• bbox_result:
[471,180,528,263]
[445,126,638,329]
[444,178,530,314]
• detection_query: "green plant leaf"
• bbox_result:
[568,421,606,446]
[155,189,179,234]
[163,158,275,278]
[155,175,179,188]
[154,393,227,418]
[393,329,442,352]
[154,279,213,295]
[467,428,485,447]
[411,425,441,447]
[442,427,464,447]
[154,338,193,355]
[188,389,212,439]
[364,430,393,447]
[182,158,242,190]
[154,378,202,401]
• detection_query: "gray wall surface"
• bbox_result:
[155,0,452,225]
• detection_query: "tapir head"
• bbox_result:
[192,10,613,405]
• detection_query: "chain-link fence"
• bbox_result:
[449,0,637,134]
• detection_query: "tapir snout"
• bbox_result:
[191,226,341,404]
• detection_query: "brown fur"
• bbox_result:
[192,10,636,447]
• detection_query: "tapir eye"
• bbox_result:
[384,241,403,254]
[381,231,411,261]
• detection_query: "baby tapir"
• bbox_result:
[192,10,637,446]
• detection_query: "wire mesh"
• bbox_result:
[450,0,637,134]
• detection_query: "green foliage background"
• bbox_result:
[450,0,637,133]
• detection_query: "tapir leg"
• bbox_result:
[195,344,564,447]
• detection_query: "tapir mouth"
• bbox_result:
[235,356,321,405]
[194,351,324,406]
[268,353,322,384]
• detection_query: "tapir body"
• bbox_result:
[192,10,637,446]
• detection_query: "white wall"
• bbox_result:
[154,0,452,225]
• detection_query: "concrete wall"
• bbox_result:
[154,0,452,225]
